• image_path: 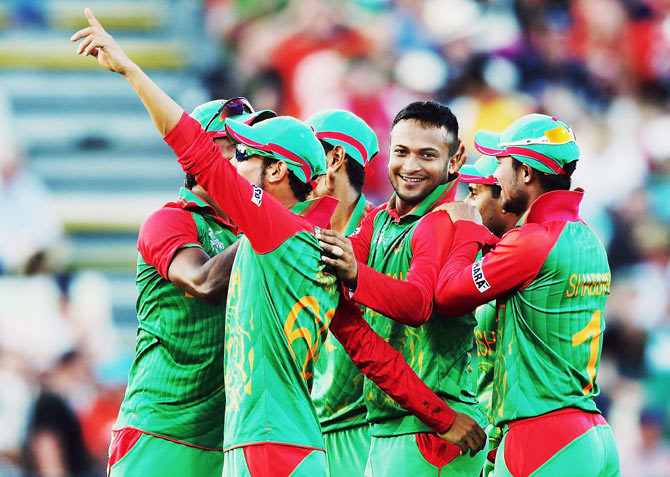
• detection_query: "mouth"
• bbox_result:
[398,175,426,185]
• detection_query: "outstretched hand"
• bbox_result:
[438,411,487,457]
[70,8,134,75]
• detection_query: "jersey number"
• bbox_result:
[571,310,602,395]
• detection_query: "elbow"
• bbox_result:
[193,280,228,306]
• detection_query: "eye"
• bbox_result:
[393,148,407,155]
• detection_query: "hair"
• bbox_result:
[391,101,459,155]
[320,141,366,194]
[261,157,312,202]
[491,184,502,198]
[512,158,577,192]
[184,173,197,190]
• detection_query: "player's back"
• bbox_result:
[491,218,611,426]
[223,230,340,450]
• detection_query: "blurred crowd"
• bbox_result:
[1,0,670,475]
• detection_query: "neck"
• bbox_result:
[394,196,416,218]
[330,182,361,234]
[267,182,300,208]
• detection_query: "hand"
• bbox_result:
[438,411,487,457]
[434,201,482,226]
[316,228,358,287]
[70,8,134,75]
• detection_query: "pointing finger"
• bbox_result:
[84,8,101,28]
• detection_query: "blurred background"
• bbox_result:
[0,0,669,475]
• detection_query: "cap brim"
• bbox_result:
[224,118,270,149]
[459,165,498,185]
[474,130,505,156]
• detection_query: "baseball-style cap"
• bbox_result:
[474,113,579,175]
[224,116,327,184]
[305,109,379,167]
[191,98,277,138]
[459,155,499,185]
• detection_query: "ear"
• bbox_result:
[521,163,535,185]
[448,138,467,175]
[329,145,347,172]
[264,160,289,185]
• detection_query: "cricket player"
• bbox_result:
[435,114,621,476]
[459,155,521,476]
[306,110,378,476]
[318,101,488,476]
[72,11,485,476]
[106,98,274,476]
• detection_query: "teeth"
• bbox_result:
[401,176,423,183]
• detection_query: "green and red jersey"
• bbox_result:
[435,189,610,426]
[114,187,237,450]
[312,193,373,433]
[342,179,486,437]
[164,112,459,451]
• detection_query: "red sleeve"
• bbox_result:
[328,296,455,434]
[350,211,453,327]
[138,208,200,280]
[347,205,383,263]
[163,112,311,254]
[435,220,563,316]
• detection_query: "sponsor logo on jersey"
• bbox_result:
[472,258,490,292]
[251,185,263,206]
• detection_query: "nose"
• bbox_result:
[401,152,422,174]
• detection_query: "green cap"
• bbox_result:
[224,116,327,184]
[305,109,379,167]
[459,155,499,185]
[474,113,579,175]
[190,99,277,138]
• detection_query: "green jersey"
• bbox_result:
[346,179,486,438]
[115,187,237,449]
[435,190,611,426]
[312,194,373,433]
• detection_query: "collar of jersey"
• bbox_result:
[385,175,459,221]
[520,188,583,226]
[344,193,370,236]
[288,195,339,229]
[168,187,236,231]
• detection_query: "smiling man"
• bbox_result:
[319,101,488,476]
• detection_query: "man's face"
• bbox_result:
[214,137,237,160]
[310,174,328,199]
[466,183,506,237]
[494,155,529,216]
[231,153,265,188]
[388,119,451,206]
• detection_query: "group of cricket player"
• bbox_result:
[71,7,622,477]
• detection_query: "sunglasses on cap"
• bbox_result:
[203,97,254,132]
[235,144,274,162]
[498,125,576,148]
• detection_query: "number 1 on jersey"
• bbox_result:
[572,310,602,395]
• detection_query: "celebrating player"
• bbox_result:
[106,98,274,476]
[318,101,488,476]
[306,109,378,476]
[72,10,483,476]
[458,154,521,476]
[435,114,621,476]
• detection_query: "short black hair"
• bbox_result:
[391,101,459,155]
[512,158,577,192]
[184,173,197,190]
[261,157,312,202]
[320,140,366,194]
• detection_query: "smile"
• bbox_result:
[400,175,425,183]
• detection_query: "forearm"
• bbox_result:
[122,63,184,137]
[350,263,433,327]
[188,240,240,305]
[329,297,455,433]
